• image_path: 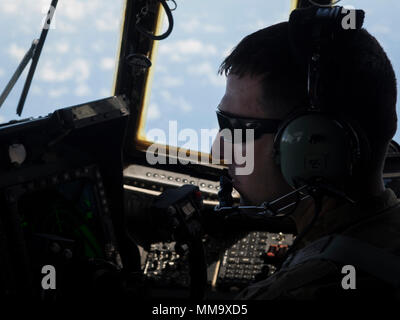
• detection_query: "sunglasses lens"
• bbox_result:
[217,111,258,143]
[216,112,231,129]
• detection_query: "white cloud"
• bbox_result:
[159,76,184,88]
[181,19,201,33]
[148,103,161,120]
[49,87,69,98]
[0,0,106,34]
[8,43,26,61]
[75,84,91,97]
[1,0,54,17]
[95,12,119,31]
[370,24,391,35]
[0,68,4,77]
[55,42,70,54]
[0,115,6,123]
[39,58,90,83]
[187,62,225,87]
[203,24,225,33]
[159,90,193,113]
[222,45,234,58]
[176,97,193,112]
[100,58,115,70]
[100,88,110,97]
[246,19,270,31]
[156,65,168,73]
[91,41,105,53]
[57,21,78,34]
[31,85,43,96]
[59,0,101,21]
[0,2,18,14]
[159,39,218,61]
[181,18,225,34]
[160,90,172,100]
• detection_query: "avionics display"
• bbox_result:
[4,165,121,297]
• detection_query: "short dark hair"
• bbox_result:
[219,22,397,171]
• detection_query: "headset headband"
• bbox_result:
[289,6,365,111]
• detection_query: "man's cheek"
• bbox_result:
[232,141,255,176]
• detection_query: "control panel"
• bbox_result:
[124,164,240,206]
[217,231,294,291]
[138,231,294,294]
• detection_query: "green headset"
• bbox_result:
[273,6,370,191]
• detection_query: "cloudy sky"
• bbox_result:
[0,0,124,122]
[144,0,400,152]
[0,1,399,153]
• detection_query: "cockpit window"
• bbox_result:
[139,0,400,153]
[0,0,125,122]
[138,1,293,154]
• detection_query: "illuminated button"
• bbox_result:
[64,249,73,260]
[183,179,188,183]
[160,174,166,179]
[190,181,196,185]
[200,183,206,187]
[176,178,181,182]
[275,232,285,241]
[208,185,214,189]
[50,242,61,254]
[168,176,173,181]
[146,172,152,177]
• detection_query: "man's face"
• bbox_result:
[212,74,293,205]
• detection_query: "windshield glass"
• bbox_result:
[0,0,125,122]
[140,1,292,153]
[140,0,400,153]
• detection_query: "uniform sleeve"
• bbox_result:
[235,259,339,300]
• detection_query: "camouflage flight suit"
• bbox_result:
[236,188,400,299]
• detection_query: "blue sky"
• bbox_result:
[0,0,124,121]
[144,0,400,152]
[0,1,398,153]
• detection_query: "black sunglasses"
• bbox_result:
[216,110,282,143]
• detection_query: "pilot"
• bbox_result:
[211,15,400,299]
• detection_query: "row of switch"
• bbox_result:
[145,171,220,190]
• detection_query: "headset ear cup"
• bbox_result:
[339,116,371,177]
[277,112,368,188]
[351,123,371,176]
[273,130,283,166]
[272,109,306,170]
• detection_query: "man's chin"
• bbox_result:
[239,195,255,206]
[234,183,259,205]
